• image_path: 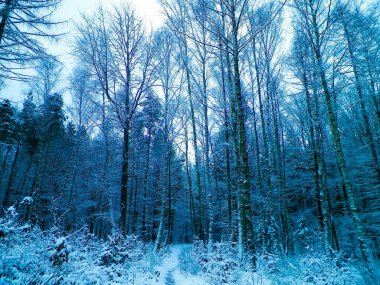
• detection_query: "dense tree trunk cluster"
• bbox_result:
[1,0,379,277]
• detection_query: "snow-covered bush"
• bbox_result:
[0,210,154,285]
[98,234,144,266]
[0,205,21,238]
[191,239,240,284]
[187,236,366,285]
[298,252,364,284]
[0,205,368,285]
[49,237,70,266]
[0,212,51,284]
[254,249,365,285]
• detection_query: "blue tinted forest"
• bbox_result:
[0,0,379,284]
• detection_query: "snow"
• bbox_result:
[6,205,17,218]
[154,244,207,285]
[20,196,33,205]
[0,216,369,285]
[173,270,208,285]
[150,244,275,285]
[55,237,66,248]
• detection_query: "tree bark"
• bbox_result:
[120,126,130,235]
[310,4,372,268]
[142,128,152,241]
[231,6,254,259]
[3,140,21,208]
[0,0,12,45]
[342,18,380,184]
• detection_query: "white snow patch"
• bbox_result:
[55,237,66,248]
[6,206,17,218]
[154,245,181,284]
[154,244,207,285]
[173,269,208,285]
[20,196,33,205]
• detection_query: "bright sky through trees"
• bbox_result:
[0,0,163,104]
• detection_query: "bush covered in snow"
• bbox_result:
[0,207,370,285]
[257,250,366,285]
[98,234,144,266]
[187,238,367,285]
[191,239,241,284]
[0,212,155,285]
[49,237,70,267]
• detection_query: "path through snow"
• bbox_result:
[146,244,272,285]
[154,244,206,285]
[158,245,181,285]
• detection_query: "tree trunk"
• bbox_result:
[120,126,130,235]
[232,10,254,259]
[142,128,152,241]
[252,37,276,253]
[183,43,204,239]
[165,149,172,246]
[219,42,233,233]
[200,49,213,249]
[0,0,12,45]
[0,144,11,191]
[301,56,333,253]
[185,126,197,236]
[342,19,380,184]
[3,140,21,208]
[311,7,372,269]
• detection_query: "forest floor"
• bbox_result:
[152,244,275,285]
[0,221,371,285]
[154,244,208,285]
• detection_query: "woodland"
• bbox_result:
[0,0,379,284]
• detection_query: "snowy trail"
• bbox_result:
[156,245,182,285]
[155,244,207,285]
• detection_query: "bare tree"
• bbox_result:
[28,56,63,104]
[107,3,156,235]
[0,0,64,81]
[292,0,374,272]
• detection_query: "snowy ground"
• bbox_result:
[0,223,370,285]
[153,244,207,285]
[148,244,273,285]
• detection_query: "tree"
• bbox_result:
[152,27,184,250]
[29,56,63,104]
[0,98,18,206]
[247,3,288,255]
[74,5,115,235]
[292,0,374,272]
[0,99,16,143]
[139,90,162,242]
[161,0,206,240]
[337,4,380,185]
[108,3,156,235]
[288,27,338,253]
[68,66,98,134]
[218,0,255,260]
[20,93,40,156]
[0,0,63,80]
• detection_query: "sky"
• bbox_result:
[0,0,164,106]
